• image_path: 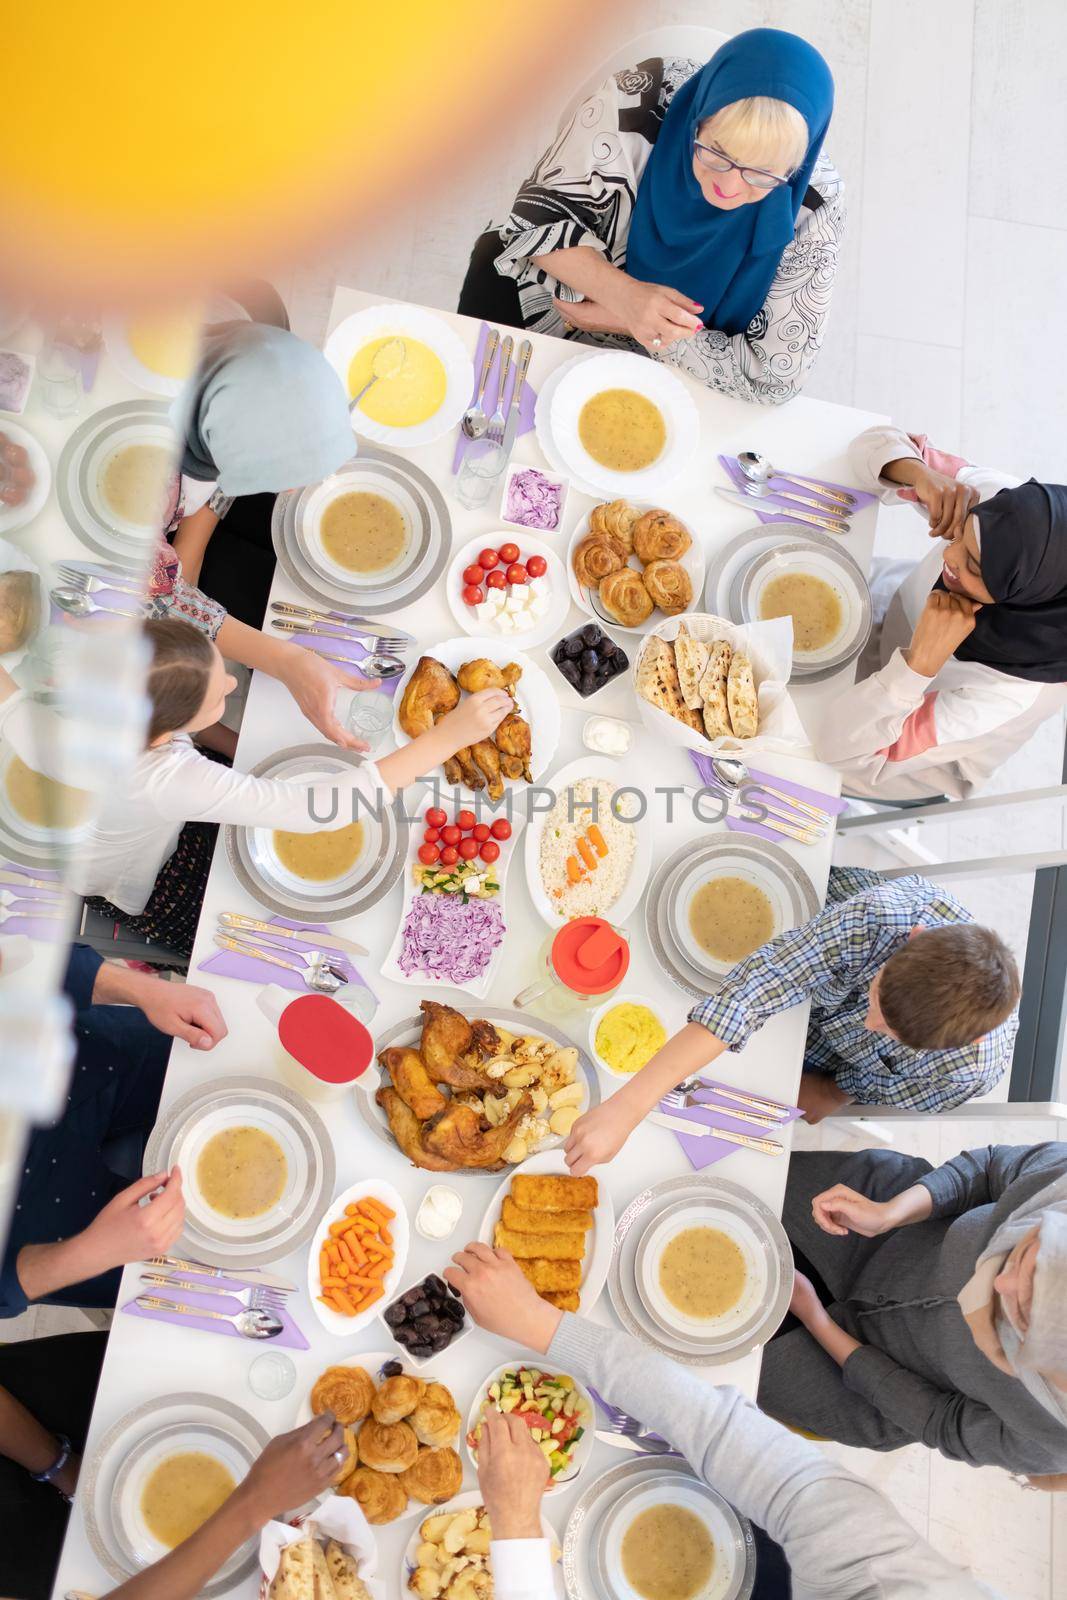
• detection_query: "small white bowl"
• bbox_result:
[499,463,570,536]
[306,1178,409,1337]
[587,993,671,1082]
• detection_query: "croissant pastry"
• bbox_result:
[409,1382,461,1447]
[633,509,692,563]
[357,1417,419,1473]
[573,534,627,588]
[338,1465,407,1524]
[372,1373,425,1425]
[642,558,693,616]
[310,1364,375,1425]
[599,567,654,627]
[399,1444,463,1505]
[590,498,638,552]
[331,1425,360,1484]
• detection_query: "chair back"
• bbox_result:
[556,26,730,133]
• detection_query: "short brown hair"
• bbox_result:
[878,925,1020,1049]
[144,618,215,745]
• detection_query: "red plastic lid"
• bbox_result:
[549,917,629,996]
[278,994,373,1084]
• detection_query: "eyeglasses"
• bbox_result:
[692,137,789,191]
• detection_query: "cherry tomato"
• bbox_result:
[479,839,501,863]
[485,569,507,590]
[526,554,548,578]
[456,809,477,831]
[490,818,512,840]
[423,827,440,844]
[506,563,528,585]
[417,842,441,865]
[498,542,520,564]
[462,563,484,587]
[478,548,500,570]
[439,845,460,865]
[458,837,479,860]
[472,822,491,843]
[440,824,462,846]
[425,807,447,829]
[462,584,484,607]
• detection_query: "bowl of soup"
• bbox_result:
[113,1421,254,1574]
[550,350,700,497]
[599,1474,754,1600]
[302,470,418,588]
[176,1102,308,1239]
[1,750,92,840]
[635,1200,772,1346]
[672,859,788,980]
[96,439,174,532]
[740,540,872,677]
[323,302,474,447]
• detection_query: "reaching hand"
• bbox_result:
[81,1168,185,1274]
[444,1242,561,1351]
[238,1414,348,1525]
[911,466,979,541]
[811,1184,895,1239]
[905,589,982,679]
[279,646,374,751]
[477,1407,550,1541]
[436,689,513,753]
[137,978,227,1051]
[564,1097,636,1176]
[612,278,704,352]
[553,297,630,337]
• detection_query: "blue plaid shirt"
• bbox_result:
[688,867,1017,1112]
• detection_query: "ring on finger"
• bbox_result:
[651,336,662,348]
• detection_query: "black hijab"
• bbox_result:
[939,479,1067,683]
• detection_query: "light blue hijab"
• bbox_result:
[174,322,355,495]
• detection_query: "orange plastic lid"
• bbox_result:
[549,917,629,995]
[278,993,373,1083]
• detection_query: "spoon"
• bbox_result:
[737,450,857,508]
[213,933,347,992]
[349,337,406,413]
[308,648,404,680]
[51,587,141,620]
[135,1294,283,1339]
[710,755,833,827]
[461,328,501,441]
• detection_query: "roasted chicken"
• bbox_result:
[469,739,504,801]
[457,658,522,695]
[375,1087,458,1172]
[398,657,459,737]
[419,1000,500,1090]
[377,1046,447,1121]
[494,711,533,782]
[422,1094,532,1170]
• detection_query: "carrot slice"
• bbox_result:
[577,836,597,871]
[361,1198,395,1222]
[588,824,608,857]
[566,856,582,884]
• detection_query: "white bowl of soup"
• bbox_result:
[635,1201,771,1345]
[303,470,419,588]
[175,1101,310,1240]
[740,542,872,673]
[672,858,787,980]
[88,427,175,537]
[323,302,474,448]
[0,748,92,843]
[600,1475,751,1600]
[113,1422,252,1573]
[549,350,699,498]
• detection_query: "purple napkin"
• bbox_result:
[1,859,62,883]
[717,454,876,524]
[290,630,402,698]
[661,1077,803,1172]
[587,1386,677,1450]
[452,322,538,472]
[688,751,846,844]
[0,902,69,942]
[198,915,374,1004]
[122,1271,309,1350]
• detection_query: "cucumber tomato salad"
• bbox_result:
[469,1366,589,1478]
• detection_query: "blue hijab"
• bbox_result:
[626,29,834,336]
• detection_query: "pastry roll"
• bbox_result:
[642,558,692,616]
[338,1465,408,1524]
[357,1418,419,1473]
[633,509,691,563]
[573,534,626,588]
[372,1373,425,1425]
[399,1444,463,1504]
[409,1382,461,1447]
[727,651,759,738]
[599,567,654,627]
[310,1364,375,1426]
[590,498,638,552]
[331,1425,360,1484]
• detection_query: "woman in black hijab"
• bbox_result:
[814,422,1067,800]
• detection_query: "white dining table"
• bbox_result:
[52,289,887,1599]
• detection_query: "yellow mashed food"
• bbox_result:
[347,335,445,427]
[594,1002,667,1075]
[125,313,200,379]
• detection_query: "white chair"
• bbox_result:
[557,26,729,133]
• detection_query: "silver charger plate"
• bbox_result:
[737,536,872,681]
[360,1005,601,1172]
[223,743,408,923]
[56,399,174,567]
[143,1075,335,1266]
[645,835,819,1000]
[271,444,451,615]
[563,1454,756,1600]
[608,1174,793,1367]
[82,1392,270,1595]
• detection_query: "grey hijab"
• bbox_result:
[173,322,354,495]
[975,1171,1067,1423]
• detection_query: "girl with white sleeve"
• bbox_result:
[813,425,1067,801]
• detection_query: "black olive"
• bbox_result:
[412,1343,434,1360]
[382,1358,404,1376]
[410,1299,430,1319]
[612,650,629,674]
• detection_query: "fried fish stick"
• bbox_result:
[540,1291,581,1312]
[495,1224,586,1261]
[502,1197,593,1235]
[516,1257,581,1292]
[510,1174,598,1212]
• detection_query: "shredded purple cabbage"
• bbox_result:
[504,467,564,531]
[398,894,506,984]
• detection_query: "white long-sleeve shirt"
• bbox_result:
[0,693,387,913]
[491,1315,999,1600]
[813,424,1067,800]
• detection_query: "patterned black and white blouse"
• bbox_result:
[492,58,846,406]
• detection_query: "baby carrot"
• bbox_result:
[588,823,608,857]
[361,1197,395,1223]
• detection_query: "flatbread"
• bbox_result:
[270,1537,314,1600]
[727,651,759,738]
[637,637,703,732]
[326,1539,371,1600]
[674,627,710,710]
[698,641,732,740]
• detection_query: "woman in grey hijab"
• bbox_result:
[757,1142,1067,1475]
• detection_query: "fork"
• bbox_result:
[590,1391,680,1456]
[270,618,409,654]
[486,335,514,444]
[670,1078,793,1119]
[55,564,146,596]
[270,601,414,644]
[140,1272,287,1312]
[659,1087,779,1130]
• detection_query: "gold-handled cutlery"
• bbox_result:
[460,328,501,442]
[737,450,858,508]
[140,1273,286,1311]
[648,1111,783,1155]
[217,912,368,959]
[270,617,409,654]
[715,486,851,536]
[147,1255,297,1290]
[212,932,348,993]
[135,1294,283,1338]
[270,601,413,644]
[672,1080,794,1119]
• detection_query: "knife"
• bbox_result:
[140,1271,289,1300]
[500,339,532,461]
[649,1111,783,1155]
[687,1083,795,1119]
[270,619,406,648]
[270,601,414,643]
[147,1254,298,1291]
[0,869,64,893]
[715,487,850,536]
[218,912,368,959]
[672,1100,780,1131]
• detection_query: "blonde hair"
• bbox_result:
[699,97,808,176]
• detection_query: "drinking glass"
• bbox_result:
[457,444,507,510]
[248,1351,297,1401]
[36,339,83,417]
[346,687,395,751]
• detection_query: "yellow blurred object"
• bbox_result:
[5,1,609,306]
[124,312,202,379]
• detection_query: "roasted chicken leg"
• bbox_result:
[375,1087,459,1171]
[494,711,533,783]
[422,1094,532,1169]
[418,1000,500,1090]
[457,659,522,695]
[377,1046,447,1121]
[398,657,459,736]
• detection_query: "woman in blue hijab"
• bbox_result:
[459,29,840,404]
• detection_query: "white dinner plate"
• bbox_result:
[464,1358,596,1497]
[324,303,473,449]
[401,1490,564,1597]
[738,536,873,678]
[0,417,52,535]
[307,1178,410,1336]
[548,350,699,499]
[634,1198,775,1347]
[566,502,706,636]
[392,637,562,795]
[523,753,651,929]
[445,530,571,650]
[478,1147,613,1312]
[103,310,202,397]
